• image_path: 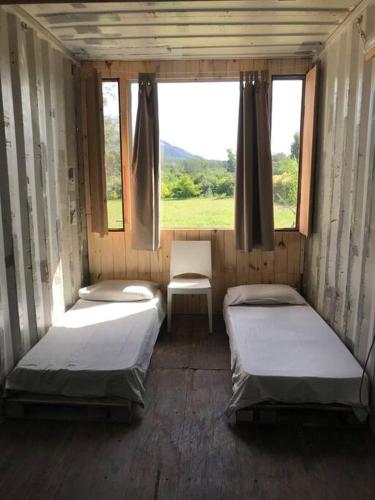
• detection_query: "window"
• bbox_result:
[130,77,304,230]
[271,77,304,229]
[102,80,124,230]
[131,81,238,229]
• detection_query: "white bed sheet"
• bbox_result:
[223,299,369,418]
[6,291,166,405]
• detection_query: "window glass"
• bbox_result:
[271,78,303,229]
[131,81,238,229]
[102,80,124,230]
[130,78,304,230]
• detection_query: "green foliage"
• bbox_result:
[272,157,298,208]
[160,148,236,200]
[104,116,121,178]
[161,182,172,199]
[212,176,235,197]
[290,132,300,160]
[103,82,122,206]
[106,175,122,200]
[226,148,236,172]
[169,174,201,199]
[272,153,289,174]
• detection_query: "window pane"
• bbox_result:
[131,82,238,229]
[271,78,303,229]
[102,80,124,230]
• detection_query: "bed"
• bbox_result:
[223,284,369,422]
[5,281,165,418]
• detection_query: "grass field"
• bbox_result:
[107,197,296,230]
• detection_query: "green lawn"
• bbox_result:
[107,197,296,230]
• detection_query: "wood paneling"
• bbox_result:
[89,229,304,313]
[82,58,308,314]
[304,4,375,372]
[82,58,311,80]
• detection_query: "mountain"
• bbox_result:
[160,140,202,162]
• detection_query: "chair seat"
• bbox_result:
[168,278,211,291]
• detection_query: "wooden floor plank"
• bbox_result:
[1,316,375,500]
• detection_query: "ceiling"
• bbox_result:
[19,1,363,60]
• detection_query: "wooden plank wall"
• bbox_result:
[82,56,310,314]
[0,7,88,383]
[90,230,304,314]
[304,3,375,366]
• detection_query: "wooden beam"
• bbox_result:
[63,35,324,48]
[3,0,356,8]
[75,45,317,61]
[31,11,347,27]
[55,25,333,39]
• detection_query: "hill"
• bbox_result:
[160,140,202,162]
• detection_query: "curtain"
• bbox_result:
[85,69,108,236]
[131,73,160,250]
[235,70,274,252]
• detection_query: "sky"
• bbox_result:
[126,80,303,161]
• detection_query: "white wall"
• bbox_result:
[304,3,375,373]
[0,8,88,384]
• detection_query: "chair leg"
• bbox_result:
[167,289,172,332]
[207,290,213,333]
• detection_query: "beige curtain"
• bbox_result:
[131,73,160,250]
[85,69,108,237]
[235,70,274,251]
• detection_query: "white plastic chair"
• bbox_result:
[167,240,212,333]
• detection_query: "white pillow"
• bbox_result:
[79,280,159,302]
[225,284,305,306]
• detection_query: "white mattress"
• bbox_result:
[6,291,166,405]
[223,299,369,418]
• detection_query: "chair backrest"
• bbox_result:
[170,240,212,280]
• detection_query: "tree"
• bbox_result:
[290,132,300,160]
[226,148,236,172]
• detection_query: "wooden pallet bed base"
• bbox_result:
[2,392,133,423]
[235,403,365,427]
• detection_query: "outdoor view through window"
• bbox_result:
[129,79,302,230]
[102,80,124,230]
[271,78,303,229]
[131,82,238,229]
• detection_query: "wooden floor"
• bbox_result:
[1,315,375,500]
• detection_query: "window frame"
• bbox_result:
[129,77,307,232]
[270,74,306,232]
[118,74,306,233]
[102,78,126,232]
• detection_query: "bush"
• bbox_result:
[170,174,201,199]
[272,158,298,207]
[161,182,172,199]
[213,177,235,197]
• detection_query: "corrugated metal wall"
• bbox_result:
[0,8,88,384]
[304,4,375,372]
